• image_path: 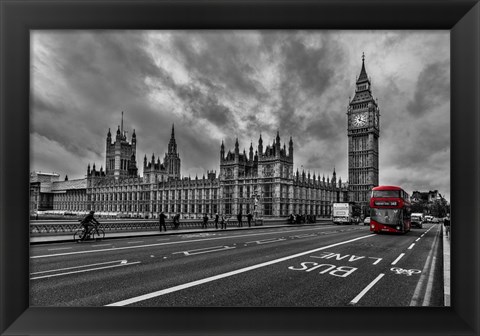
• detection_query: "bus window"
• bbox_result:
[371,208,402,225]
[372,190,400,198]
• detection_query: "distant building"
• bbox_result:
[30,123,348,219]
[411,190,443,203]
[29,172,60,212]
[30,56,385,219]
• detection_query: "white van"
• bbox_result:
[411,213,424,228]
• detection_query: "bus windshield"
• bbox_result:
[372,190,400,198]
[371,208,403,225]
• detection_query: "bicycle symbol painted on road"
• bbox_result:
[390,267,421,276]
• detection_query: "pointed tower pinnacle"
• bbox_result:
[121,111,124,135]
[357,52,369,83]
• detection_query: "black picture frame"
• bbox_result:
[1,1,479,335]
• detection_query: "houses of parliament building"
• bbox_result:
[30,56,379,219]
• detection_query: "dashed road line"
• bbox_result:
[31,261,140,280]
[31,226,343,259]
[391,253,405,265]
[172,245,235,256]
[408,243,415,250]
[30,260,127,275]
[245,237,286,245]
[47,247,72,251]
[349,273,385,305]
[105,234,374,306]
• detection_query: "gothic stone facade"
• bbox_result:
[31,56,385,219]
[82,128,347,219]
[31,124,348,219]
[347,54,380,210]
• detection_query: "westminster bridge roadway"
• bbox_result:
[29,223,448,307]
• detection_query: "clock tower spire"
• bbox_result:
[347,53,380,214]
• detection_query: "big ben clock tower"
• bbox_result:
[347,53,380,212]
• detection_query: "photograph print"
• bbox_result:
[29,30,450,307]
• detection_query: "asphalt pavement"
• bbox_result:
[29,223,449,307]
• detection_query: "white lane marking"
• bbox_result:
[127,241,144,244]
[408,243,415,250]
[30,260,128,275]
[410,224,441,306]
[291,234,316,239]
[367,257,382,265]
[92,244,112,247]
[105,234,373,306]
[415,238,420,242]
[31,226,341,259]
[245,238,286,245]
[391,253,405,265]
[172,245,235,256]
[30,262,141,280]
[47,247,72,251]
[349,273,385,305]
[422,256,437,306]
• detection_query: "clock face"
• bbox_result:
[352,113,368,127]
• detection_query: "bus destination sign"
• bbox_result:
[374,201,398,206]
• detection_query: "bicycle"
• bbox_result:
[73,222,105,242]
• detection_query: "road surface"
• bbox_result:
[30,223,444,307]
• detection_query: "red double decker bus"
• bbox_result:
[369,185,411,234]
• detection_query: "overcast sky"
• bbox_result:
[31,30,450,201]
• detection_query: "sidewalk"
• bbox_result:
[442,224,451,306]
[30,222,331,245]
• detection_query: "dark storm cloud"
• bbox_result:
[406,61,449,116]
[282,35,336,95]
[31,30,450,200]
[171,32,266,99]
[52,32,160,103]
[172,83,235,129]
[31,94,103,158]
[305,114,344,142]
[275,33,345,140]
[383,34,409,49]
[31,31,165,161]
[388,124,449,171]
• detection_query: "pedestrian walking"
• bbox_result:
[159,211,167,232]
[237,211,243,227]
[214,213,219,229]
[444,213,451,238]
[174,213,180,229]
[247,212,253,227]
[202,213,209,229]
[221,214,226,229]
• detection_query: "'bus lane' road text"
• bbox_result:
[310,251,383,265]
[288,262,357,277]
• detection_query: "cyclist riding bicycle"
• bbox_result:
[80,210,100,240]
